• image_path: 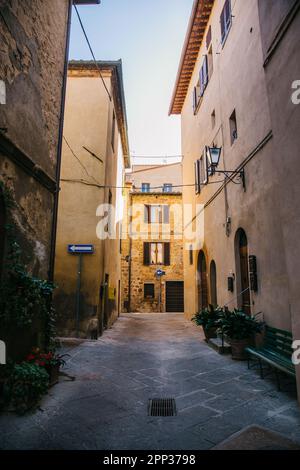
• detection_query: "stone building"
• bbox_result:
[121,163,184,313]
[0,1,100,357]
[169,0,300,398]
[54,61,130,338]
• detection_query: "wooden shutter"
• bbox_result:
[206,25,212,49]
[143,242,150,265]
[193,86,197,111]
[164,243,170,266]
[144,205,149,223]
[194,160,201,194]
[203,55,208,88]
[163,205,170,224]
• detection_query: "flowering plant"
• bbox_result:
[26,348,68,368]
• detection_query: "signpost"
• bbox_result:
[155,269,166,313]
[68,244,94,337]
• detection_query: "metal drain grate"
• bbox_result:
[148,398,177,417]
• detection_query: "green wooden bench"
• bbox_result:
[246,325,296,390]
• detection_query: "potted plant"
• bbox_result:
[4,361,49,414]
[218,309,263,360]
[26,349,69,387]
[192,305,223,341]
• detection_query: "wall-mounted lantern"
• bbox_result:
[205,145,246,190]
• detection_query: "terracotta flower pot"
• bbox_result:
[230,338,251,360]
[45,364,60,387]
[203,326,218,342]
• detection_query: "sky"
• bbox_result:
[69,0,194,165]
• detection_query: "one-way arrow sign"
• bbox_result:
[68,244,94,254]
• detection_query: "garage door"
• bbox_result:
[166,281,184,312]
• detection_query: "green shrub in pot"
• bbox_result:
[218,309,264,360]
[192,305,223,341]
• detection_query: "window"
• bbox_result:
[211,109,216,129]
[144,283,155,299]
[199,55,208,97]
[111,111,116,151]
[143,242,170,266]
[141,183,150,193]
[150,242,163,265]
[220,0,232,45]
[163,184,173,193]
[208,45,213,80]
[193,82,201,113]
[144,205,170,224]
[194,151,208,194]
[189,245,194,265]
[206,25,212,49]
[229,109,238,145]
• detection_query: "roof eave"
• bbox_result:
[169,0,214,115]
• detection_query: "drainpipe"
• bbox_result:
[128,192,132,312]
[48,0,72,282]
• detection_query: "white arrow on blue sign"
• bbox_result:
[156,269,166,277]
[68,244,94,254]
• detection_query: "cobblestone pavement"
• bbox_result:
[1,313,300,450]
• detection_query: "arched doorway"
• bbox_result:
[210,260,217,307]
[0,189,6,279]
[197,250,208,311]
[235,229,251,315]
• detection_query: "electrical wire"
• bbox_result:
[73,4,112,101]
[131,155,183,159]
[63,136,102,187]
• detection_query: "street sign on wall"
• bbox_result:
[68,244,94,254]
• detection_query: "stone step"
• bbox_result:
[208,337,232,355]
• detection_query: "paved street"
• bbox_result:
[1,313,300,450]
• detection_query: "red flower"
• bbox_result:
[26,354,35,361]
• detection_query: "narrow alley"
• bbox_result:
[1,314,299,450]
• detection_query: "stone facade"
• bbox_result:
[0,0,71,279]
[0,0,72,359]
[121,165,184,313]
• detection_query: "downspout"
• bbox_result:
[128,192,132,312]
[48,0,72,281]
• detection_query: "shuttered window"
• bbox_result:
[194,159,201,194]
[220,0,232,44]
[206,25,212,49]
[143,242,170,266]
[194,151,208,194]
[144,205,169,224]
[200,56,208,97]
